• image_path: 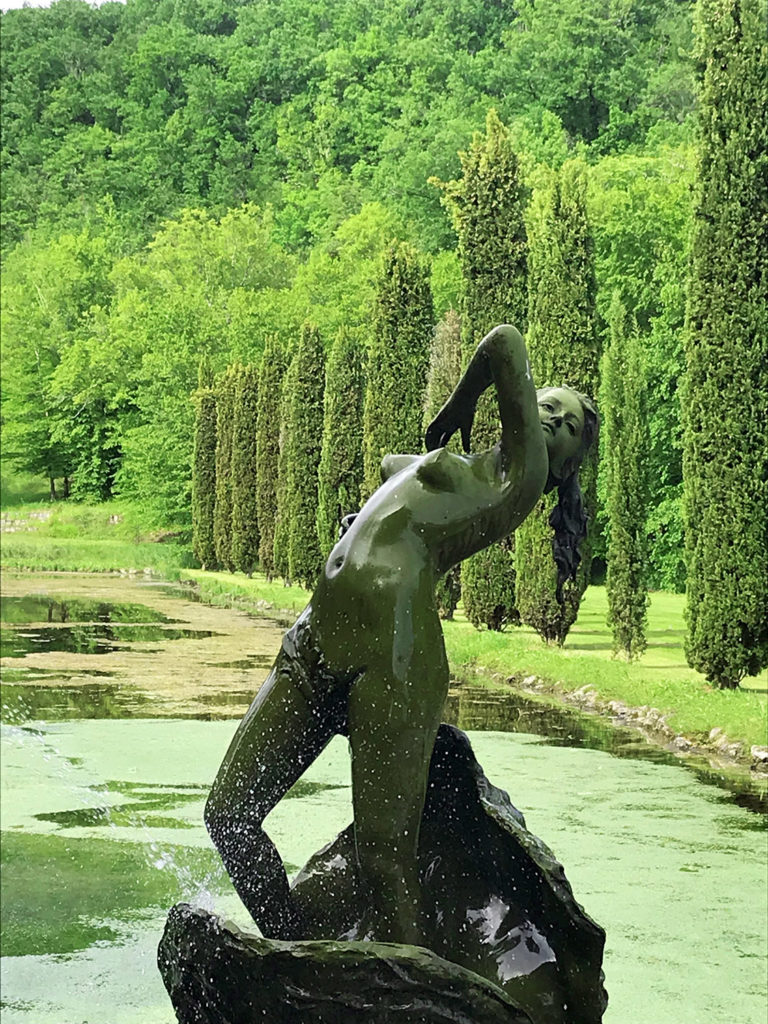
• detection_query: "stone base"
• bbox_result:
[159,902,534,1023]
[159,725,607,1023]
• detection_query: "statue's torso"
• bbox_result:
[310,446,541,674]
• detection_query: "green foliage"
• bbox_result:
[435,110,527,631]
[0,216,119,495]
[423,311,464,619]
[362,241,434,498]
[1,1,700,541]
[256,336,289,581]
[496,0,695,150]
[682,0,768,688]
[1,0,695,256]
[102,204,294,524]
[422,310,463,437]
[0,468,51,507]
[317,328,365,557]
[284,324,326,589]
[602,294,650,659]
[213,365,238,573]
[435,110,528,360]
[191,359,218,570]
[289,203,407,338]
[587,146,694,590]
[231,363,260,576]
[516,160,600,645]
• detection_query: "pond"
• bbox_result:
[1,572,766,1024]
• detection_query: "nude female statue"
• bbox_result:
[205,324,598,947]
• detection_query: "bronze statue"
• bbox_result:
[204,324,599,949]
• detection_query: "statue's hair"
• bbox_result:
[537,388,599,603]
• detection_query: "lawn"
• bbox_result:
[0,496,192,577]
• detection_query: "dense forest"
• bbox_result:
[1,0,697,585]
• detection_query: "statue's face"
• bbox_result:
[537,387,585,480]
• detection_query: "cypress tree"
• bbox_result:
[515,160,600,644]
[317,327,365,557]
[422,310,464,618]
[213,364,238,573]
[682,0,768,687]
[286,323,326,589]
[256,336,288,581]
[602,293,650,659]
[191,358,218,570]
[231,363,260,576]
[362,241,434,500]
[434,109,527,630]
[273,350,297,584]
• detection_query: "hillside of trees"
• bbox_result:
[1,0,697,586]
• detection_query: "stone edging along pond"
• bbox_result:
[480,668,768,777]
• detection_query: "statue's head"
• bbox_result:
[536,386,598,487]
[535,386,599,602]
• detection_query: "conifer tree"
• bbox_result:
[682,0,768,687]
[317,327,365,557]
[191,357,217,570]
[213,364,238,572]
[285,323,326,589]
[434,110,527,630]
[231,362,260,576]
[423,310,463,618]
[272,353,296,584]
[515,160,600,644]
[256,336,288,581]
[362,241,433,500]
[602,293,649,659]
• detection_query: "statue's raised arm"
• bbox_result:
[426,324,541,476]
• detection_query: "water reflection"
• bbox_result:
[445,686,768,816]
[1,595,179,624]
[1,624,218,658]
[1,681,146,722]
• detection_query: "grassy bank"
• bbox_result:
[182,569,767,753]
[0,499,193,577]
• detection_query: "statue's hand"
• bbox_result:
[339,513,358,538]
[425,398,474,454]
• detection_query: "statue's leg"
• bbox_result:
[205,656,341,940]
[347,638,449,946]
